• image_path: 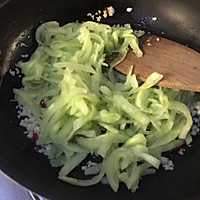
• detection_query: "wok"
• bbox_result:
[0,0,200,199]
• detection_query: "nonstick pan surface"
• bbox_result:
[0,0,200,199]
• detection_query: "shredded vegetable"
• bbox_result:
[14,21,194,193]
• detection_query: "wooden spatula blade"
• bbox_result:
[114,34,200,92]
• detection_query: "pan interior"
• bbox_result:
[0,0,200,199]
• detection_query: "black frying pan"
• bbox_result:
[0,0,200,199]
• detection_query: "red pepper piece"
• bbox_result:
[32,133,38,141]
[173,146,182,152]
[40,99,46,108]
[35,145,41,152]
[104,7,109,15]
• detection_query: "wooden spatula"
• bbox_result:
[109,34,200,92]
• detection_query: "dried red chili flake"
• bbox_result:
[35,145,41,152]
[32,133,38,141]
[173,146,182,152]
[104,7,109,15]
[40,99,46,108]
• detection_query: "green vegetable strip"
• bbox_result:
[14,21,194,193]
[59,169,105,187]
[113,95,150,125]
[169,100,193,139]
